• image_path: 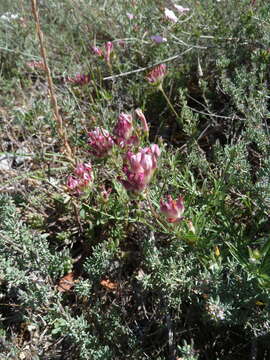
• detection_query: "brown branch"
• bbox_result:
[31,0,73,161]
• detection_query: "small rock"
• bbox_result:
[0,154,13,171]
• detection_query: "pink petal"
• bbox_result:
[164,8,178,23]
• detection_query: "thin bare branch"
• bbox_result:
[31,0,73,161]
[103,47,194,81]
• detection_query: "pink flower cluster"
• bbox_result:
[66,74,91,85]
[69,111,161,196]
[174,5,190,14]
[67,163,94,195]
[160,195,185,223]
[87,128,114,158]
[146,64,167,85]
[164,8,178,23]
[87,109,149,155]
[151,35,167,43]
[113,113,137,147]
[26,60,45,71]
[92,46,103,57]
[164,4,190,23]
[126,12,134,20]
[119,145,161,193]
[91,41,114,65]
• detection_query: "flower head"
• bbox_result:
[66,176,80,191]
[174,5,190,14]
[67,162,94,195]
[74,162,92,177]
[160,195,185,223]
[150,144,161,158]
[26,60,45,71]
[105,41,113,65]
[66,74,91,85]
[127,12,134,20]
[119,145,160,193]
[91,46,103,57]
[113,113,139,147]
[87,127,114,158]
[135,108,149,133]
[114,113,133,141]
[205,302,225,321]
[150,35,167,43]
[164,8,178,23]
[146,64,167,86]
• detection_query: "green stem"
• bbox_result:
[159,85,182,126]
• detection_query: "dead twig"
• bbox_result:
[31,0,73,162]
[103,47,194,81]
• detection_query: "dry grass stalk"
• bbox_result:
[31,0,73,161]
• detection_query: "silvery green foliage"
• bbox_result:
[177,340,199,360]
[0,195,70,307]
[0,195,73,357]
